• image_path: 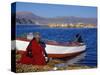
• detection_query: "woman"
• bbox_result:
[20,32,48,65]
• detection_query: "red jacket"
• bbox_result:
[20,39,46,65]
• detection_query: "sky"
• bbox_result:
[15,2,97,18]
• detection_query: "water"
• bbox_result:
[16,25,97,67]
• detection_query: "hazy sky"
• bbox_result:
[16,2,97,18]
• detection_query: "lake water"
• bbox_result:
[16,25,97,67]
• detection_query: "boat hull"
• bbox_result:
[12,39,86,58]
[47,50,86,58]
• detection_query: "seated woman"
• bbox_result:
[20,32,48,65]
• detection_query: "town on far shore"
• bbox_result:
[47,23,96,28]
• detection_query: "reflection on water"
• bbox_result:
[55,52,86,67]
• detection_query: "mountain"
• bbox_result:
[16,11,97,25]
[16,12,43,24]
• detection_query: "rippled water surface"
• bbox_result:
[16,25,97,67]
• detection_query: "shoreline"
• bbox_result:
[16,24,97,29]
[16,60,96,73]
[16,54,97,73]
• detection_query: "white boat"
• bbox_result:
[12,38,86,58]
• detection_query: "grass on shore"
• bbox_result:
[16,53,96,73]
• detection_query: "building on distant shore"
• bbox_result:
[84,24,96,28]
[47,23,96,28]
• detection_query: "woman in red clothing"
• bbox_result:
[20,32,48,65]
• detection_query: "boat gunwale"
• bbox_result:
[16,38,86,47]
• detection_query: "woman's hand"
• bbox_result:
[45,56,50,63]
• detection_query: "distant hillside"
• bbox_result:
[16,12,37,24]
[16,11,97,25]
